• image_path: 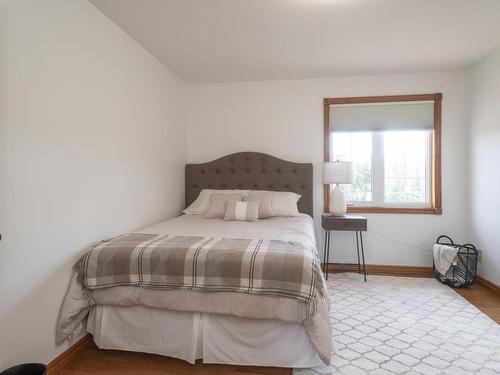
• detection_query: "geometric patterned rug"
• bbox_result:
[294,273,500,375]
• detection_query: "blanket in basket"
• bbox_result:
[75,233,326,317]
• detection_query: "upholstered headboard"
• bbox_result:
[185,152,313,217]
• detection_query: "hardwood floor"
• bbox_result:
[455,282,500,323]
[54,283,499,375]
[53,345,291,375]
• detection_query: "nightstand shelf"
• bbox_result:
[321,214,368,281]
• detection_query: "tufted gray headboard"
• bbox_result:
[186,152,313,217]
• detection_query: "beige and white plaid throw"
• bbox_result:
[75,233,326,317]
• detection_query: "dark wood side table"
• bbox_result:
[321,214,368,281]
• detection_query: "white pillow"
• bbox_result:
[249,190,301,217]
[183,189,251,215]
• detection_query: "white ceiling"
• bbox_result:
[89,0,500,83]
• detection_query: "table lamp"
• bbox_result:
[323,161,353,216]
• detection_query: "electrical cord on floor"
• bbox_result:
[367,228,431,251]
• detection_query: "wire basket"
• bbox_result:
[433,235,478,288]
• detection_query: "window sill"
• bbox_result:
[346,206,442,215]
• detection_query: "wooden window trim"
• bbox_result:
[323,93,442,215]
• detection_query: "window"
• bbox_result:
[331,132,373,202]
[324,94,442,214]
[331,130,431,206]
[383,130,430,205]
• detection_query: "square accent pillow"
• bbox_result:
[204,192,243,219]
[243,192,273,219]
[224,201,260,222]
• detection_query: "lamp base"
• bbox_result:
[329,185,347,217]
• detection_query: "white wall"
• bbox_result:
[0,0,186,369]
[467,48,500,286]
[186,72,468,267]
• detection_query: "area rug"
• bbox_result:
[295,273,500,375]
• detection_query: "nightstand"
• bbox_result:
[321,214,368,281]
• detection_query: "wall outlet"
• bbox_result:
[477,248,483,263]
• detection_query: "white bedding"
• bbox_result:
[58,213,330,367]
[138,213,317,249]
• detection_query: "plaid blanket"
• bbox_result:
[75,233,326,317]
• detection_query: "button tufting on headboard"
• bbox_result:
[185,152,313,217]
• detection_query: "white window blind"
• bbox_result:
[330,101,434,132]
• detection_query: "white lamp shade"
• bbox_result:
[323,161,353,184]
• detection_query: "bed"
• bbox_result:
[57,152,331,369]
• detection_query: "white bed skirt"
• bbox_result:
[87,305,322,368]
